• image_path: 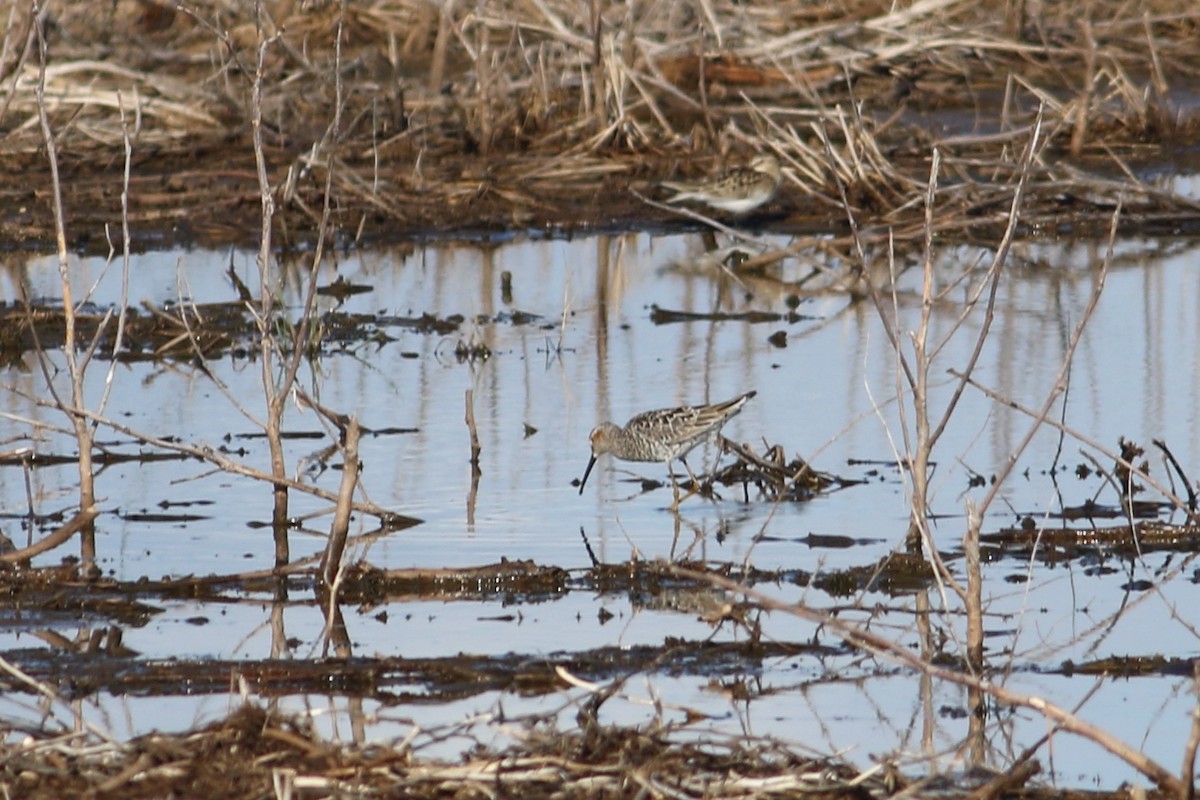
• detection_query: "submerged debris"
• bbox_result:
[714,437,859,502]
[650,305,808,325]
[0,701,1053,800]
[982,519,1200,559]
[0,302,465,362]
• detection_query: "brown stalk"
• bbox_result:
[466,388,481,526]
[917,109,1044,455]
[429,0,454,91]
[0,506,98,564]
[92,96,135,426]
[243,1,348,571]
[31,1,96,567]
[1069,16,1097,157]
[248,1,288,564]
[589,0,605,134]
[904,147,940,555]
[964,496,984,684]
[319,416,360,592]
[1154,438,1197,512]
[275,6,348,549]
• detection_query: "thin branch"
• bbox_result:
[676,565,1184,796]
[973,197,1117,518]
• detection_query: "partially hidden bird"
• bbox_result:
[661,154,782,215]
[579,391,757,506]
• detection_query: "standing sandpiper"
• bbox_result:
[578,391,757,507]
[661,154,782,215]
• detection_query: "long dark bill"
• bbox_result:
[578,453,598,495]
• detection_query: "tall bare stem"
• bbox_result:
[249,3,289,564]
[31,2,95,568]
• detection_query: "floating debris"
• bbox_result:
[316,275,373,300]
[650,304,808,325]
[713,437,860,502]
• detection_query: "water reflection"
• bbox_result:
[3,230,1200,786]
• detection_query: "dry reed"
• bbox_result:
[0,0,1196,245]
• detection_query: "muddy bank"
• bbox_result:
[3,1,1200,251]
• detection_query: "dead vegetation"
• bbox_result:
[0,553,1180,799]
[0,293,501,367]
[5,0,1200,796]
[0,702,1012,800]
[1,0,1199,247]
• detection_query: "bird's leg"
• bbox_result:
[667,461,681,509]
[676,457,703,504]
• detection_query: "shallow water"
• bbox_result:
[3,229,1199,787]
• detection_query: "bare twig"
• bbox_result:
[319,416,360,591]
[1183,664,1200,800]
[1153,438,1197,512]
[0,507,99,564]
[952,375,1196,524]
[32,1,97,567]
[676,565,1185,796]
[466,388,481,526]
[248,3,288,561]
[465,389,481,468]
[93,95,134,419]
[972,198,1117,519]
[21,398,415,526]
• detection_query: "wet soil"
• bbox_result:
[8,132,1200,258]
[2,148,571,250]
[0,144,847,254]
[3,0,1199,255]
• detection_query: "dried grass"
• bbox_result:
[0,701,973,800]
[1,0,1198,244]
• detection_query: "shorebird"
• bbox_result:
[661,154,782,215]
[578,391,756,507]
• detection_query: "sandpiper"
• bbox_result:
[661,154,782,215]
[578,391,757,506]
